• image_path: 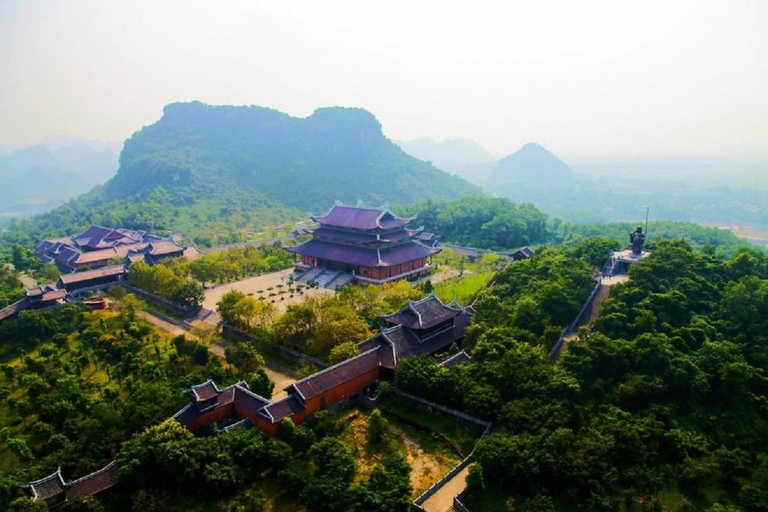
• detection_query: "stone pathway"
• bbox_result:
[421,465,471,512]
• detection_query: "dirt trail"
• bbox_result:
[137,311,185,336]
[139,311,297,400]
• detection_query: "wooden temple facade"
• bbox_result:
[285,204,441,284]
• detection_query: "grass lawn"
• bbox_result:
[434,271,495,306]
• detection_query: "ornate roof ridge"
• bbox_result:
[68,461,117,485]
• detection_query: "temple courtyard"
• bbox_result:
[202,268,332,313]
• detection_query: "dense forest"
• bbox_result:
[395,240,768,511]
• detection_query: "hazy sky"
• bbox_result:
[1,0,766,159]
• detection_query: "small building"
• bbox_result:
[359,293,472,370]
[25,284,67,309]
[285,204,441,285]
[23,463,118,507]
[25,468,67,507]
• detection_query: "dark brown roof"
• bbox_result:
[441,350,471,368]
[28,468,66,501]
[232,384,271,412]
[381,293,463,330]
[360,311,472,362]
[26,283,59,298]
[188,380,219,402]
[261,395,305,423]
[0,298,30,321]
[290,348,381,401]
[65,461,118,500]
[312,205,414,231]
[287,239,437,267]
[175,382,264,427]
[147,241,185,256]
[58,265,127,285]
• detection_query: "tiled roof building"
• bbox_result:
[174,295,471,438]
[286,204,441,285]
[35,225,188,272]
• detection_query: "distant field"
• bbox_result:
[702,222,768,246]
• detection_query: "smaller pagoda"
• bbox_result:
[286,204,441,285]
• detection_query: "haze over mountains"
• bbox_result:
[398,137,767,240]
[2,102,479,246]
[0,139,119,217]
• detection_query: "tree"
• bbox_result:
[329,341,360,365]
[249,368,274,398]
[116,420,198,490]
[217,290,246,324]
[8,498,48,512]
[367,409,389,447]
[225,343,265,375]
[172,281,204,309]
[354,454,412,512]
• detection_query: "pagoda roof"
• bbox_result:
[147,240,186,256]
[311,226,419,245]
[359,309,472,362]
[312,205,414,231]
[187,379,220,402]
[27,468,66,501]
[380,293,464,330]
[286,239,437,267]
[176,381,269,426]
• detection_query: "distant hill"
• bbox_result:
[107,102,477,210]
[1,102,479,247]
[491,142,577,187]
[0,139,119,216]
[396,138,496,181]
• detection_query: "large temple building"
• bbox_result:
[286,204,441,286]
[35,225,195,272]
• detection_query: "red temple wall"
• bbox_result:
[290,367,381,426]
[187,403,235,432]
[363,258,426,280]
[234,404,279,436]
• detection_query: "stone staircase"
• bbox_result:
[296,266,324,284]
[314,270,341,288]
[326,272,354,290]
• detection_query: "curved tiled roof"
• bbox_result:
[380,293,463,330]
[312,205,414,231]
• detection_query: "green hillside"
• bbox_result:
[1,102,478,248]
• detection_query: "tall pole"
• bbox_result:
[645,206,649,235]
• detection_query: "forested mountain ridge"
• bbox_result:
[0,103,479,249]
[108,102,477,210]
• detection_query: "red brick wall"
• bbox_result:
[291,367,381,426]
[187,403,234,432]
